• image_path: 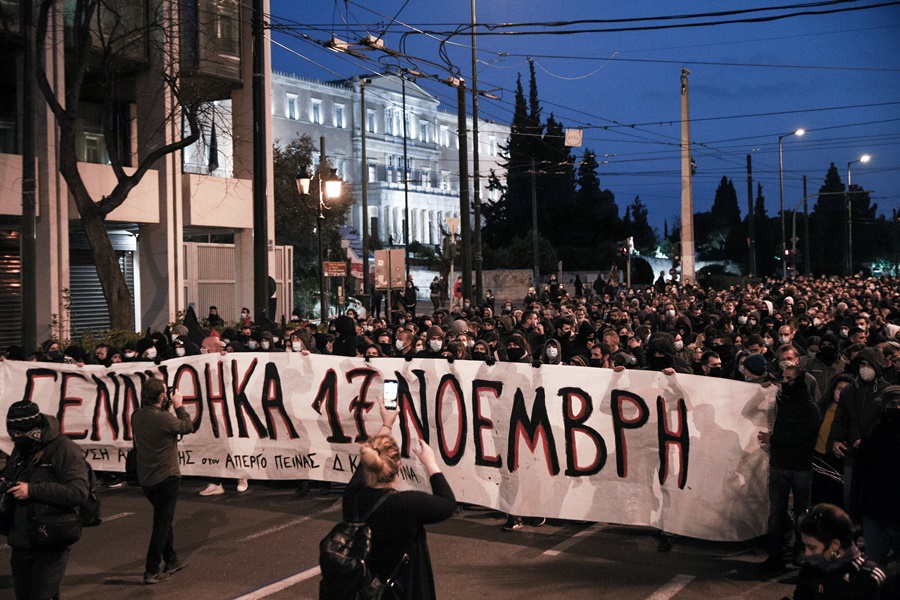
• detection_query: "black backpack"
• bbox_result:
[76,461,102,528]
[319,490,396,600]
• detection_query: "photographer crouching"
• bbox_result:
[0,400,89,599]
[132,378,194,584]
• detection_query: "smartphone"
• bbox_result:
[163,386,175,410]
[383,379,399,410]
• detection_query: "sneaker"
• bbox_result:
[199,483,224,496]
[236,479,249,493]
[164,558,187,574]
[107,478,127,489]
[502,516,524,531]
[531,517,547,527]
[144,571,171,584]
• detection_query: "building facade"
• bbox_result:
[269,71,509,252]
[0,0,289,348]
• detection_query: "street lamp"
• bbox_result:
[778,128,805,280]
[847,154,871,275]
[296,138,343,322]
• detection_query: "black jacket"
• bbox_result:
[850,416,900,525]
[792,554,884,600]
[770,379,822,471]
[1,415,89,549]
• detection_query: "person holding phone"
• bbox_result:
[341,384,456,599]
[131,378,195,584]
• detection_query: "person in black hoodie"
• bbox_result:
[331,315,359,357]
[829,347,889,508]
[849,385,900,567]
[758,365,823,575]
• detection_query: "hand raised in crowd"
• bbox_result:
[412,438,441,476]
[170,388,184,410]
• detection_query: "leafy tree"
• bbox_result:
[273,137,351,314]
[625,196,656,254]
[33,0,202,330]
[809,163,848,275]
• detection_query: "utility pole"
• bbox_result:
[746,154,756,277]
[455,80,472,303]
[470,0,483,303]
[803,175,810,275]
[251,0,269,322]
[21,0,36,349]
[531,157,540,287]
[360,78,370,303]
[401,74,410,281]
[679,68,696,283]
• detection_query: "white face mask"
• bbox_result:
[241,312,249,320]
[779,359,797,371]
[813,318,822,327]
[546,346,558,360]
[273,336,280,344]
[145,347,158,360]
[395,339,406,352]
[246,340,258,350]
[674,340,684,351]
[779,336,791,345]
[175,347,186,358]
[429,339,443,352]
[665,310,675,318]
[738,316,748,325]
[261,342,270,350]
[859,366,876,382]
[124,351,136,359]
[291,341,302,352]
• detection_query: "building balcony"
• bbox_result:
[75,162,160,223]
[182,172,252,229]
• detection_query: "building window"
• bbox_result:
[286,94,298,120]
[385,108,393,135]
[440,125,449,147]
[421,168,431,188]
[419,120,429,143]
[366,109,376,133]
[393,109,402,137]
[440,171,450,191]
[334,104,345,128]
[368,163,376,183]
[311,99,322,124]
[489,136,497,156]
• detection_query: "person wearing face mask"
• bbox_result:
[829,348,888,509]
[849,385,900,568]
[757,365,822,575]
[416,327,446,359]
[470,339,494,364]
[776,346,821,404]
[502,334,531,364]
[800,333,848,397]
[393,329,415,358]
[642,333,691,375]
[40,339,65,363]
[136,337,160,363]
[239,307,252,327]
[699,351,724,377]
[0,400,89,598]
[786,504,885,599]
[331,315,361,358]
[541,338,562,365]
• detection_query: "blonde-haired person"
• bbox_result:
[341,397,456,599]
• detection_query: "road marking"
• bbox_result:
[232,565,321,600]
[542,523,604,557]
[239,516,310,542]
[645,574,694,600]
[103,511,133,522]
[238,500,340,542]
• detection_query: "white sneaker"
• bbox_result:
[199,483,224,496]
[236,479,249,493]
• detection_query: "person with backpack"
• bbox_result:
[331,401,456,599]
[132,378,195,584]
[0,399,89,600]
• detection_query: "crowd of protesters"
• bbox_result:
[5,271,900,593]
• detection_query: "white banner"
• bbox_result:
[0,355,775,541]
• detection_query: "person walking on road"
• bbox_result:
[132,378,195,584]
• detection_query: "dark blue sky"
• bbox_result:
[268,1,900,234]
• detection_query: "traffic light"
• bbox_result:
[617,239,629,256]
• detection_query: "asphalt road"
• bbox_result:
[0,479,796,599]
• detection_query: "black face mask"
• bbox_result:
[781,378,804,399]
[507,347,526,362]
[589,358,605,368]
[707,366,723,378]
[647,354,673,371]
[817,346,839,364]
[713,344,735,363]
[379,343,393,356]
[472,351,488,361]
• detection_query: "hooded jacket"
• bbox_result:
[1,414,89,549]
[828,347,888,465]
[769,372,822,470]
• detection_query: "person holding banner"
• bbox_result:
[341,398,456,599]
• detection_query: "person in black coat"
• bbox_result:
[1,401,89,599]
[341,401,455,600]
[849,385,900,567]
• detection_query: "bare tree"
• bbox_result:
[34,0,201,331]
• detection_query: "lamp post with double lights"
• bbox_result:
[296,137,343,322]
[778,128,805,280]
[847,154,871,275]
